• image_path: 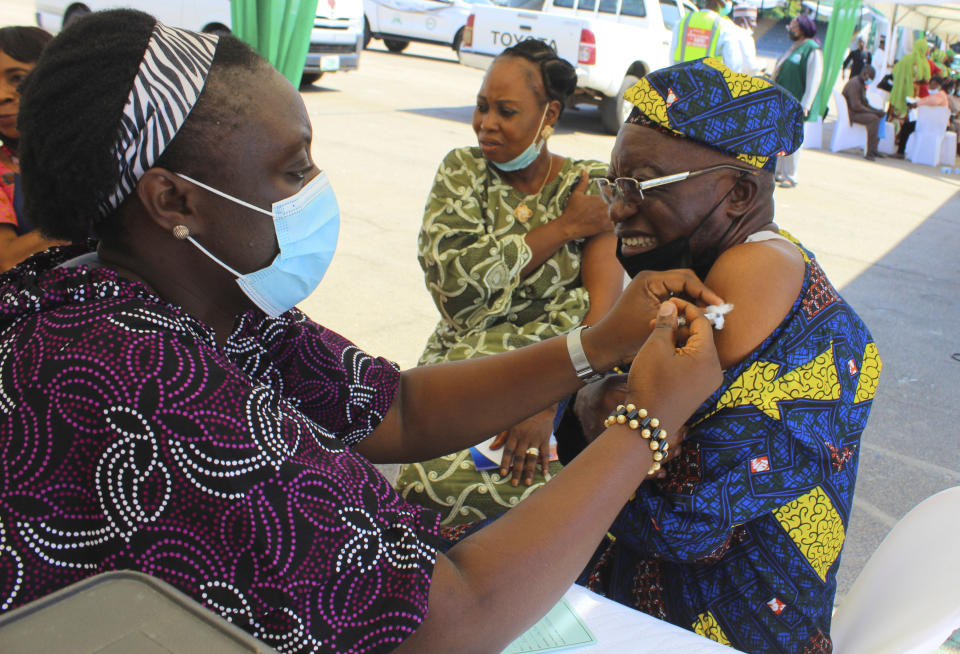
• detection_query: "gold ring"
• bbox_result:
[525,447,540,457]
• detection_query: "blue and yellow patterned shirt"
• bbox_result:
[575,233,881,654]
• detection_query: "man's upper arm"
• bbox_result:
[704,240,805,370]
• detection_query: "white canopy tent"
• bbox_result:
[868,0,960,67]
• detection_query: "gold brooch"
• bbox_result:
[513,203,533,222]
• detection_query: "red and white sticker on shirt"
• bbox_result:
[767,597,786,615]
[750,456,771,473]
[684,27,712,49]
[666,88,678,107]
[847,358,859,376]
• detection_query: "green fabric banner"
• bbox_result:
[231,0,319,86]
[808,0,862,121]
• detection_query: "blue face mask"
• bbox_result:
[489,105,549,172]
[176,172,340,318]
[719,1,733,15]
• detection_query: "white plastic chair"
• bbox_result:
[865,86,889,114]
[878,120,897,154]
[830,89,868,155]
[861,86,897,154]
[940,130,958,166]
[905,105,951,166]
[830,486,960,654]
[802,117,822,149]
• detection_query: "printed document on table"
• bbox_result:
[501,598,596,653]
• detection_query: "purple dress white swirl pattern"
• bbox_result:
[0,247,443,653]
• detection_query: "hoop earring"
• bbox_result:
[172,225,190,240]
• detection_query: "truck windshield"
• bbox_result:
[503,0,546,8]
[659,0,679,26]
[570,0,646,15]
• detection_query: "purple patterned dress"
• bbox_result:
[0,247,443,653]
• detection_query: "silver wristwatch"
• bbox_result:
[566,326,603,384]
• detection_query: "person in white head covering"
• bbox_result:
[728,4,764,75]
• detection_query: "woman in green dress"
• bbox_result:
[394,40,623,524]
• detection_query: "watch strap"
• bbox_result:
[566,325,603,384]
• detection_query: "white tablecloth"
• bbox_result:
[562,585,744,653]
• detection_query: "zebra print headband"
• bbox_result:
[100,22,219,217]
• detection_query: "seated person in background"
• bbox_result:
[556,58,882,654]
[395,40,623,524]
[918,75,949,107]
[841,64,886,160]
[895,75,953,157]
[0,25,66,271]
[922,51,942,97]
[0,11,727,653]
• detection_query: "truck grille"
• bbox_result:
[314,19,351,28]
[309,43,357,54]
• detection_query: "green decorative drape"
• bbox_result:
[231,0,319,86]
[808,0,862,122]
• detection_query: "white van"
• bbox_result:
[34,0,365,84]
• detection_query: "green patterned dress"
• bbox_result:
[394,146,607,524]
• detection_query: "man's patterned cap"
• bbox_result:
[624,58,804,171]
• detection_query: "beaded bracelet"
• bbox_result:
[603,403,670,476]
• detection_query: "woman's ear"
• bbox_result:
[547,99,562,126]
[135,168,199,234]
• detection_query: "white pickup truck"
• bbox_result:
[459,0,696,133]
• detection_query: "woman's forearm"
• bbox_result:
[520,218,574,277]
[364,329,621,463]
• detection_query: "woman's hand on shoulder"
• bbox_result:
[557,170,612,241]
[705,237,805,369]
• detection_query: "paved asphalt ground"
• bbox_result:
[3,0,958,608]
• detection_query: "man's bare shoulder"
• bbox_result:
[704,235,805,369]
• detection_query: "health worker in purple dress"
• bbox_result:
[0,10,726,653]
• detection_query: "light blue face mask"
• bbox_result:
[719,1,733,15]
[489,105,549,172]
[176,171,340,318]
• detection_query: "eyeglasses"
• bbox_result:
[593,164,758,206]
